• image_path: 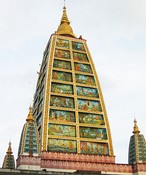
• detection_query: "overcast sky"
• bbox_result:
[0,0,146,166]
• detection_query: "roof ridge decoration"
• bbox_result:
[56,6,77,38]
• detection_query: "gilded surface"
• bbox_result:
[84,42,114,156]
[41,34,114,156]
[42,36,56,150]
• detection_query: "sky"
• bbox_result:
[0,0,146,166]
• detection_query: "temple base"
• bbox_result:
[15,152,133,174]
[16,152,146,174]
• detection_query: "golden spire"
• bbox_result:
[56,6,76,38]
[7,142,12,155]
[133,119,140,134]
[26,106,34,122]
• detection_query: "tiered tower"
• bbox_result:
[128,120,146,164]
[2,142,15,169]
[17,107,40,170]
[18,107,40,157]
[12,4,146,174]
[33,6,114,160]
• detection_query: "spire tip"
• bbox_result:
[64,0,66,8]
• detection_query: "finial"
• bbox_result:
[7,142,12,155]
[26,105,34,122]
[133,119,140,134]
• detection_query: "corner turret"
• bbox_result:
[2,142,15,169]
[128,119,146,164]
[17,106,40,157]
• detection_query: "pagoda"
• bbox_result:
[17,107,40,170]
[32,5,114,167]
[128,120,146,164]
[17,5,116,171]
[2,142,15,169]
[13,4,146,175]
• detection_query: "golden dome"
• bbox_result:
[56,7,76,38]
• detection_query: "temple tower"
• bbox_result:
[128,119,146,164]
[18,106,40,157]
[15,4,146,174]
[17,107,40,170]
[2,142,15,169]
[33,6,114,158]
